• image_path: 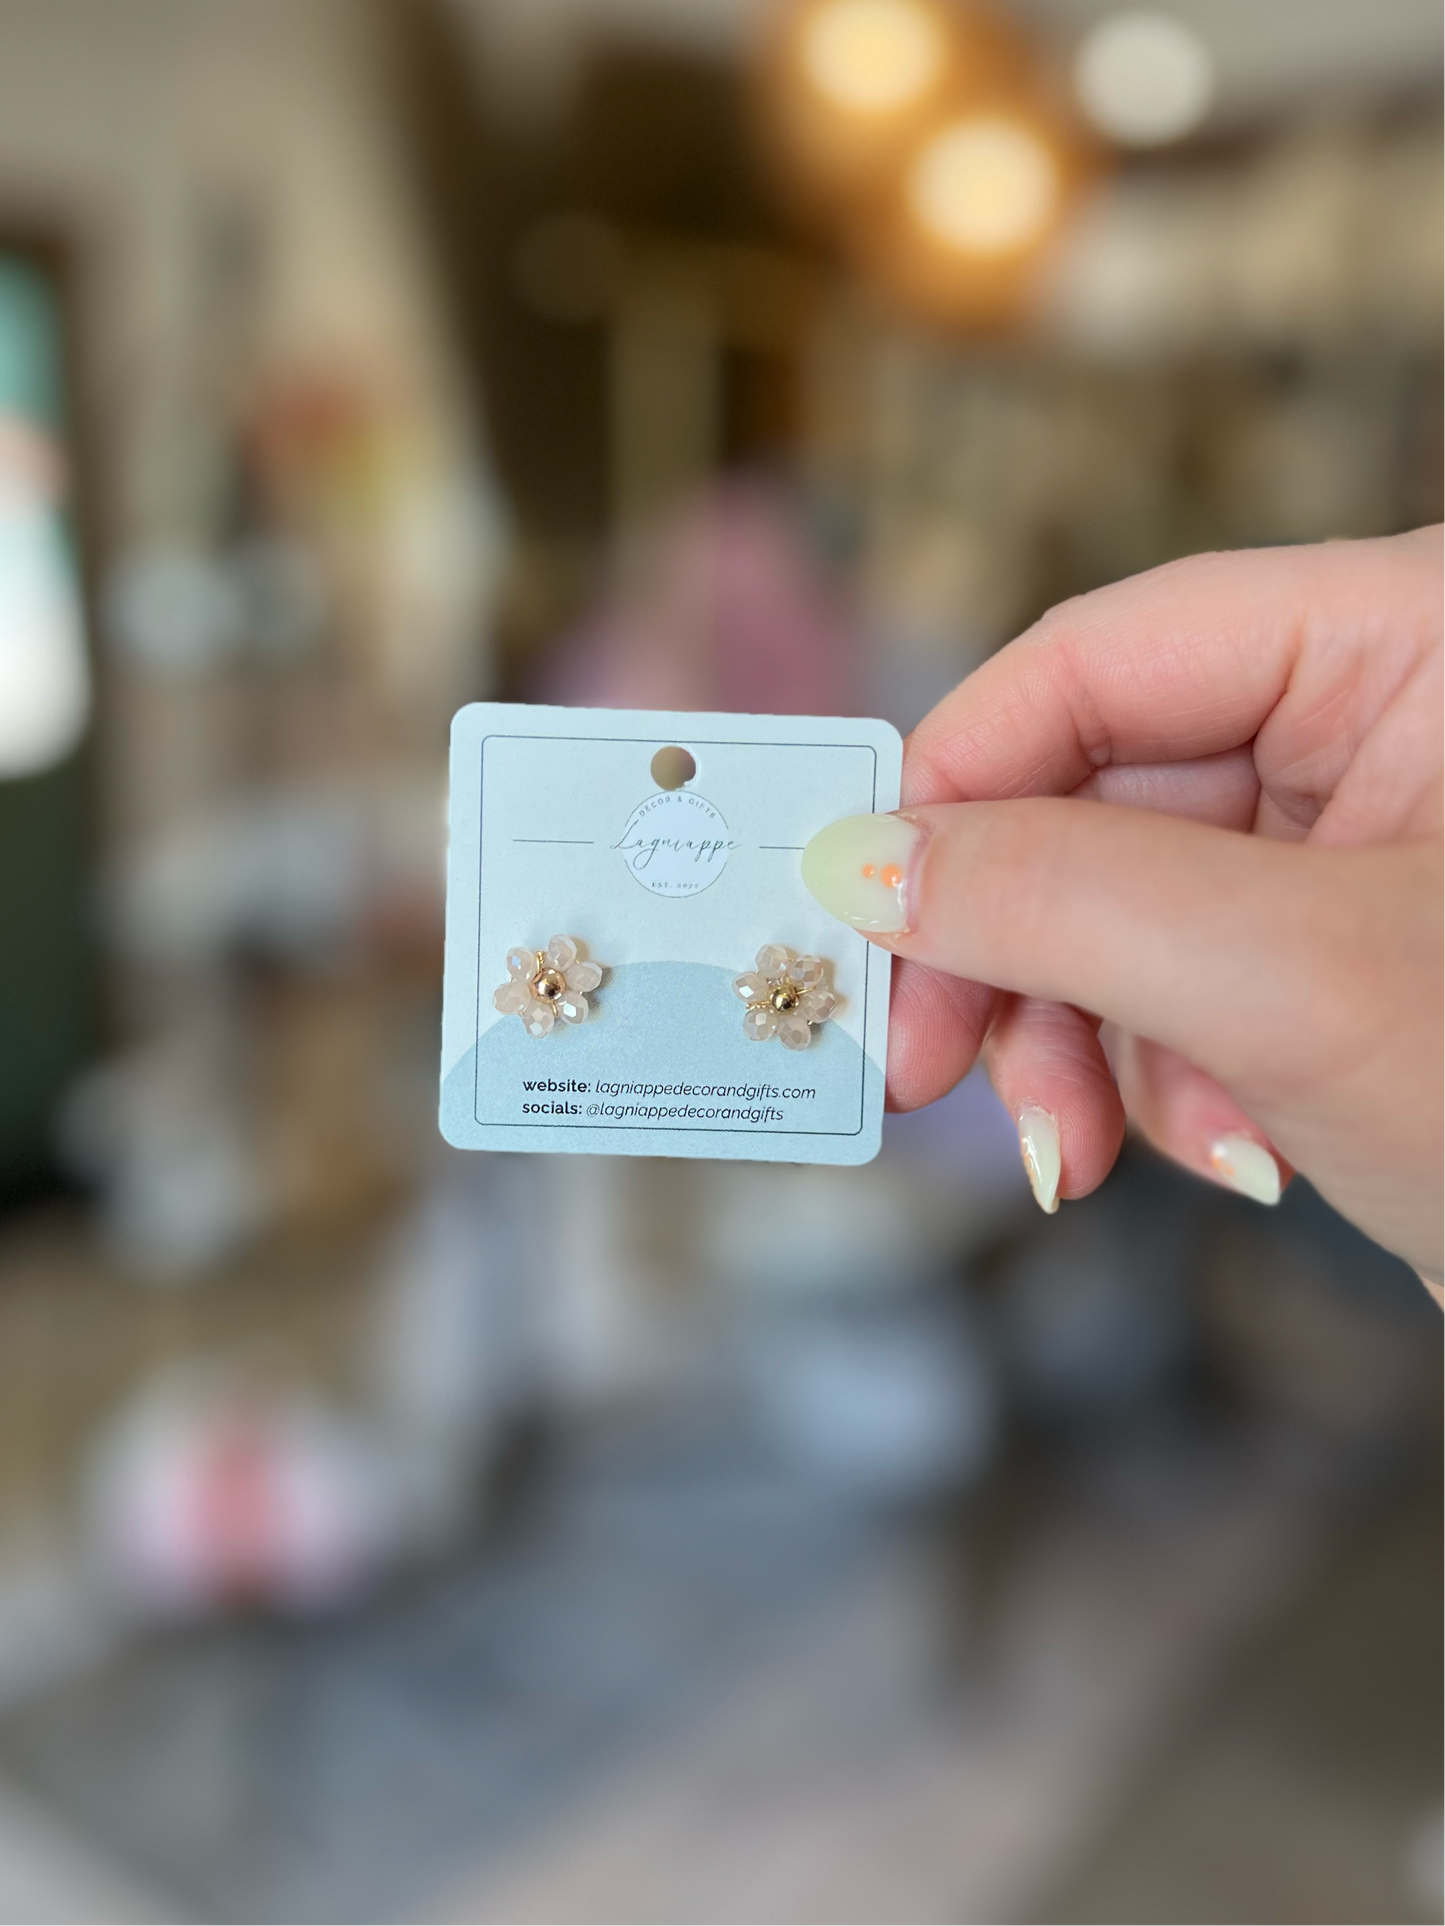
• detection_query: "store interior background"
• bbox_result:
[0,1,1440,1919]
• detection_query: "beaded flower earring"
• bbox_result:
[733,945,837,1050]
[493,936,603,1039]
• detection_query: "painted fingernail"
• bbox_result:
[800,813,926,934]
[1209,1133,1281,1206]
[1018,1105,1061,1214]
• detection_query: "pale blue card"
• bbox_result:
[440,703,901,1163]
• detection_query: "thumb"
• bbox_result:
[800,798,1368,1092]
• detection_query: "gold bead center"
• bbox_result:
[770,981,801,1013]
[532,966,566,1001]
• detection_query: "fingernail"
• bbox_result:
[800,813,926,934]
[1018,1105,1061,1214]
[1209,1133,1281,1206]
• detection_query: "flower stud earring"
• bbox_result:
[733,944,837,1050]
[493,935,602,1038]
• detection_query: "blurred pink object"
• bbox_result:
[84,1369,404,1617]
[536,483,858,715]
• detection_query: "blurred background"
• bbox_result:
[0,1,1439,1920]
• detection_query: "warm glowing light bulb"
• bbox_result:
[907,116,1059,256]
[1073,10,1214,147]
[801,0,945,115]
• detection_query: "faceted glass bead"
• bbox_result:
[733,971,768,1002]
[755,944,789,978]
[777,1015,811,1050]
[546,934,578,970]
[506,945,536,979]
[800,988,836,1024]
[567,960,602,993]
[742,1005,777,1041]
[493,980,529,1015]
[792,955,825,990]
[520,999,556,1038]
[557,990,588,1025]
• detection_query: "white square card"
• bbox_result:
[440,704,900,1163]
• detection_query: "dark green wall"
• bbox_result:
[0,757,93,1191]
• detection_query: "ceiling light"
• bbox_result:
[907,115,1060,256]
[1073,10,1214,147]
[801,0,946,116]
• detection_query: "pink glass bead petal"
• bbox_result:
[546,935,578,970]
[556,990,589,1025]
[742,1005,777,1042]
[493,980,530,1015]
[754,944,789,978]
[799,988,836,1024]
[777,1015,812,1050]
[506,945,536,980]
[566,960,602,993]
[792,955,825,990]
[733,971,769,1002]
[520,999,556,1039]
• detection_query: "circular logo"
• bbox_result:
[615,789,734,897]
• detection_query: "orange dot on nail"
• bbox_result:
[880,863,903,889]
[860,863,875,880]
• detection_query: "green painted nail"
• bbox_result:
[800,813,922,934]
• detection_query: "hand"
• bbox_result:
[801,529,1443,1282]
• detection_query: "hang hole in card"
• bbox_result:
[650,745,695,789]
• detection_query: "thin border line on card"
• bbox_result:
[472,733,878,1137]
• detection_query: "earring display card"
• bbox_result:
[441,703,902,1164]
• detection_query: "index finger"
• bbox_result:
[902,534,1420,806]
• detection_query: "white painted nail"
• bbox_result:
[1018,1105,1061,1214]
[1209,1133,1281,1206]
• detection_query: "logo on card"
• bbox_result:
[614,790,736,897]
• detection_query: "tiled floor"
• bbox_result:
[0,1405,1434,1925]
[0,1426,876,1922]
[1043,1475,1443,1925]
[0,1776,176,1926]
[434,1426,1436,1926]
[0,1190,1436,1925]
